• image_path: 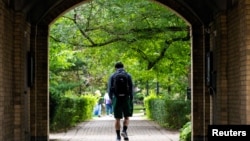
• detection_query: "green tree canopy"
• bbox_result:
[49,0,191,98]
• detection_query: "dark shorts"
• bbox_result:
[112,96,133,119]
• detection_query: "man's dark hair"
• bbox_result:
[115,62,124,69]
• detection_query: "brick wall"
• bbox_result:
[1,0,250,141]
[13,12,31,141]
[30,24,49,141]
[209,13,229,124]
[191,25,207,140]
[226,0,250,124]
[235,0,250,124]
[244,0,250,124]
[0,1,32,141]
[227,0,243,124]
[210,0,250,125]
[0,0,208,140]
[0,1,15,141]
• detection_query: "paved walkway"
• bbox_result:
[49,113,180,141]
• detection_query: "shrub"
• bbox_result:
[179,121,191,141]
[50,93,96,132]
[144,93,190,129]
[144,93,157,119]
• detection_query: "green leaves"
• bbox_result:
[49,0,191,97]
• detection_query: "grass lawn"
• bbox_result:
[133,104,145,114]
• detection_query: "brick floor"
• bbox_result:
[49,113,180,141]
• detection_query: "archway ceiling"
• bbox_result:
[14,0,227,25]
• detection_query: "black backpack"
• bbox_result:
[113,70,129,96]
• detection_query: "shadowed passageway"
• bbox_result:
[49,114,179,141]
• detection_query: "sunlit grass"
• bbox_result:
[133,104,144,114]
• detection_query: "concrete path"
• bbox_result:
[49,113,180,141]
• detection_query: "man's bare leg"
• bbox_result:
[115,118,121,140]
[121,117,129,140]
[123,117,129,126]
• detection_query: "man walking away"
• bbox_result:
[108,62,133,141]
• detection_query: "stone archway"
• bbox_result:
[30,0,207,140]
